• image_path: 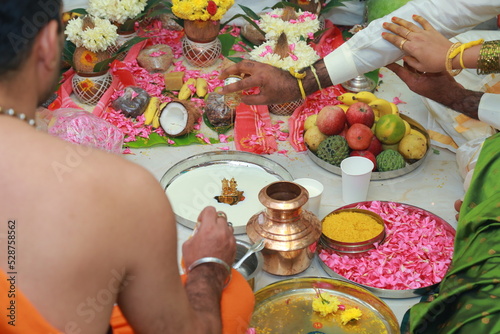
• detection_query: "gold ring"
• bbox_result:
[399,39,408,50]
[404,30,412,39]
[217,211,227,220]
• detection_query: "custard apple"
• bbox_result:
[316,135,350,167]
[376,149,406,172]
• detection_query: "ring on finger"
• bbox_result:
[227,222,233,227]
[217,211,227,220]
[399,39,408,50]
[404,30,412,39]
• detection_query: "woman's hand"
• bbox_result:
[382,15,453,73]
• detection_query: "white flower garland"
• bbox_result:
[88,0,148,24]
[249,39,319,71]
[65,16,118,52]
[259,8,320,42]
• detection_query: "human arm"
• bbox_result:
[220,0,500,104]
[115,167,235,334]
[381,15,486,73]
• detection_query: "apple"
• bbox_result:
[346,102,375,128]
[350,150,377,171]
[367,136,383,156]
[345,123,373,150]
[316,105,347,136]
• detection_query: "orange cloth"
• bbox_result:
[111,269,255,334]
[0,269,61,334]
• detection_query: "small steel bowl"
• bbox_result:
[234,240,264,290]
[319,209,385,254]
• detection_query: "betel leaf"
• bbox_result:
[218,33,237,57]
[62,40,76,68]
[125,132,208,148]
[238,4,261,20]
[68,8,88,15]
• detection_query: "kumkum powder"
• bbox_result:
[322,211,383,243]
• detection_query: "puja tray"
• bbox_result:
[250,277,400,333]
[307,114,431,180]
[160,150,293,234]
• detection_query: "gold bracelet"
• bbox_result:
[310,65,322,91]
[477,40,500,75]
[289,67,307,100]
[446,39,484,70]
[446,42,463,76]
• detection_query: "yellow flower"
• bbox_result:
[172,0,234,21]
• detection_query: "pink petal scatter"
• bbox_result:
[149,51,167,57]
[318,201,455,290]
[101,108,153,142]
[219,134,230,143]
[393,96,406,105]
[219,146,230,150]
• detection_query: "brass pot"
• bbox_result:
[246,181,322,276]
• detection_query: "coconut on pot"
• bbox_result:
[159,99,201,137]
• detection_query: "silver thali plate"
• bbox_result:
[160,151,293,234]
[250,277,400,333]
[307,114,431,180]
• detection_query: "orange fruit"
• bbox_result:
[374,114,406,144]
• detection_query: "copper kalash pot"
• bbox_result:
[246,181,322,276]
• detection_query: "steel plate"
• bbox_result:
[160,151,293,234]
[317,201,456,299]
[250,277,400,333]
[307,114,431,180]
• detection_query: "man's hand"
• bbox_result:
[219,60,301,105]
[182,206,236,270]
[385,62,482,120]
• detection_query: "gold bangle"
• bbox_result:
[447,39,484,70]
[477,40,500,75]
[446,42,463,76]
[310,65,322,91]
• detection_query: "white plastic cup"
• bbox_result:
[293,178,324,216]
[340,156,374,204]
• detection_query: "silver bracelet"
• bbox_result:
[187,257,232,288]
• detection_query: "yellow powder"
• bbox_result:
[322,211,383,243]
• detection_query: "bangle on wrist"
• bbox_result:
[187,257,232,288]
[446,42,463,76]
[447,39,484,70]
[477,40,500,75]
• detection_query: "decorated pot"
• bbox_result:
[183,19,220,43]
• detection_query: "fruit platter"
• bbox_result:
[304,91,431,180]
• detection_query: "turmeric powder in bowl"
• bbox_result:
[322,210,384,243]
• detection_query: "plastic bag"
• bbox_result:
[47,108,124,154]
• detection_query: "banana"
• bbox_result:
[337,92,357,105]
[354,91,377,103]
[337,104,349,113]
[390,102,399,114]
[143,97,160,126]
[403,120,411,136]
[368,98,393,117]
[178,78,196,100]
[195,78,208,98]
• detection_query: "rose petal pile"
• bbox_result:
[319,201,455,290]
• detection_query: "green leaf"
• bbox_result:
[321,0,348,14]
[218,33,237,58]
[238,4,261,20]
[125,132,206,148]
[111,36,148,58]
[226,56,244,63]
[62,40,76,68]
[93,57,114,73]
[68,8,87,15]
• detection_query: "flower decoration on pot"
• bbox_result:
[172,0,234,67]
[65,15,117,105]
[249,7,320,115]
[88,0,148,59]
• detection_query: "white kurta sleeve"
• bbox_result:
[479,93,500,130]
[325,0,500,85]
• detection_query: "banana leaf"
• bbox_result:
[125,132,218,148]
[202,113,234,134]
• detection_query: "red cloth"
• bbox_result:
[234,103,278,154]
